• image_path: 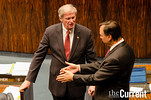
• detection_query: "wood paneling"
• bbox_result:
[0,0,46,53]
[0,0,150,58]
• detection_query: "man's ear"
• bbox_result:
[108,34,112,41]
[59,17,62,22]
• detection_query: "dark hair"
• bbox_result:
[99,20,122,41]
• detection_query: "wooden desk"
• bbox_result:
[0,85,20,93]
[134,65,151,71]
[129,93,151,100]
[134,64,151,83]
[0,74,33,100]
[129,64,151,100]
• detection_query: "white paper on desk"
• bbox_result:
[12,62,31,76]
[130,87,143,92]
[3,86,20,100]
[149,84,151,90]
[0,64,13,74]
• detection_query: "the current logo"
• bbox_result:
[109,89,147,98]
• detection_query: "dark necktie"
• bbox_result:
[64,30,70,60]
[105,49,110,56]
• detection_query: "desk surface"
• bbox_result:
[0,75,25,93]
[0,85,9,92]
[0,84,20,93]
[0,74,34,100]
[129,93,151,100]
[129,65,151,99]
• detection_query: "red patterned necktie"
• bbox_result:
[105,49,110,56]
[64,30,70,60]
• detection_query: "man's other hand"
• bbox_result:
[19,80,31,92]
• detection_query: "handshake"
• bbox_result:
[56,62,96,97]
[56,61,80,83]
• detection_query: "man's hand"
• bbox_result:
[19,80,31,92]
[88,86,95,97]
[57,70,73,83]
[60,62,80,74]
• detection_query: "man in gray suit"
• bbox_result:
[19,4,97,100]
[57,20,135,100]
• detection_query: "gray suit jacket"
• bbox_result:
[73,41,135,100]
[26,23,97,97]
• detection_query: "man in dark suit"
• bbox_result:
[57,20,135,100]
[19,4,97,100]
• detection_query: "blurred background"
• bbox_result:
[0,0,150,58]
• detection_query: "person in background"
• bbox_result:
[19,4,97,100]
[57,20,135,100]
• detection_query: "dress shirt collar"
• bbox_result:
[110,38,124,51]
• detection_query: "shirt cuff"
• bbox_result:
[78,64,81,72]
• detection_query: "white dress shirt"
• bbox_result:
[62,24,74,50]
[110,38,124,51]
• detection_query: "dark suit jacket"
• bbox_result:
[73,41,135,100]
[26,23,97,97]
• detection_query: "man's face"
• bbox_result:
[99,25,111,44]
[60,12,76,30]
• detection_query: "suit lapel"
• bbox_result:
[68,24,80,60]
[103,41,126,60]
[56,23,67,60]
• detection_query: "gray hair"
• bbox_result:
[58,4,77,18]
